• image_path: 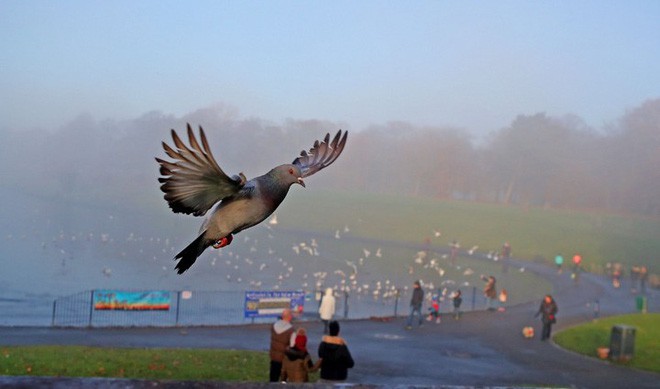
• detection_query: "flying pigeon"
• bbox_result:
[156,124,348,274]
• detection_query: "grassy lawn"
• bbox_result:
[0,346,272,381]
[90,188,660,277]
[554,313,660,373]
[275,190,660,275]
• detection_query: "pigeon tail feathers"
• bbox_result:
[174,233,212,274]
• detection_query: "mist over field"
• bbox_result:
[2,98,660,217]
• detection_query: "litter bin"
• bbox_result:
[635,296,647,313]
[609,325,636,361]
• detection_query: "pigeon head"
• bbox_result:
[271,164,305,188]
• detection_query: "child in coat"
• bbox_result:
[280,328,320,382]
[427,295,441,323]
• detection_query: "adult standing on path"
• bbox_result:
[318,288,336,335]
[572,254,582,284]
[269,308,295,382]
[318,320,354,382]
[535,294,558,341]
[452,289,463,319]
[449,240,459,267]
[501,241,511,273]
[406,280,424,329]
[481,275,497,311]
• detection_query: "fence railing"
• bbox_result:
[51,287,481,328]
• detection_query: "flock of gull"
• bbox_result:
[8,210,526,307]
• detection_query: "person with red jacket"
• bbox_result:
[572,254,582,283]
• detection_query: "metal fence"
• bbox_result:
[51,287,480,328]
[52,290,246,327]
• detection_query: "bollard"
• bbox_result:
[635,296,647,314]
[88,290,95,327]
[51,300,57,326]
[593,298,600,320]
[394,289,400,317]
[175,291,182,326]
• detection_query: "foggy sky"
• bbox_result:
[2,1,660,138]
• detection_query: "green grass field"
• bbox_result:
[554,313,660,373]
[274,191,660,275]
[0,346,272,381]
[118,188,660,278]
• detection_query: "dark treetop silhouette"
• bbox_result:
[156,124,348,274]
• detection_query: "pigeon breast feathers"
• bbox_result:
[156,124,245,216]
[293,130,348,178]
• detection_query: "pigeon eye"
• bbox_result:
[289,168,295,175]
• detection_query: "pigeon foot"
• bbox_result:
[212,235,233,249]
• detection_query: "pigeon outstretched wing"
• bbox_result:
[156,124,246,216]
[293,130,348,178]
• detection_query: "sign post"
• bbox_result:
[244,290,305,319]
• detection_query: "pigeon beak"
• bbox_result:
[297,177,306,187]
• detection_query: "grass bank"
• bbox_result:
[277,191,660,275]
[0,346,272,381]
[68,187,660,276]
[554,313,660,373]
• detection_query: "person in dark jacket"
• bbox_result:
[317,321,354,382]
[281,328,320,382]
[406,280,424,329]
[535,295,558,341]
[452,289,463,320]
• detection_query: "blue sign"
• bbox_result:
[93,290,171,311]
[244,290,305,318]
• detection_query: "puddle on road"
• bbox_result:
[372,333,405,340]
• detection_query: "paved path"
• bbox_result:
[1,259,658,388]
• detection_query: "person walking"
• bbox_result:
[639,265,648,294]
[318,321,354,382]
[611,263,623,288]
[449,240,459,267]
[318,287,336,335]
[535,295,558,341]
[406,280,424,329]
[452,289,463,320]
[481,275,497,311]
[281,328,320,382]
[571,254,582,284]
[501,242,511,273]
[269,308,295,382]
[426,294,441,323]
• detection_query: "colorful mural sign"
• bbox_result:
[244,290,305,318]
[93,290,171,311]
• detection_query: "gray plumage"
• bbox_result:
[156,124,348,274]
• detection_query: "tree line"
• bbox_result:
[2,99,659,217]
[338,99,660,216]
